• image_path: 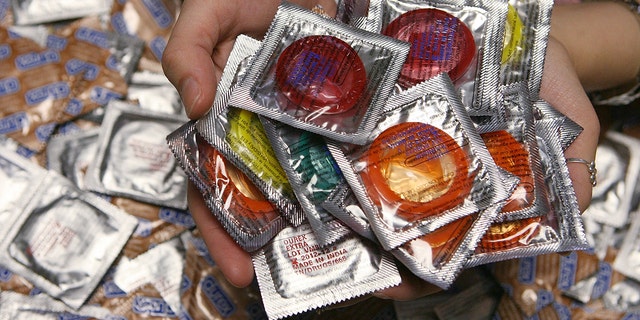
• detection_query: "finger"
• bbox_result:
[162,0,224,119]
[540,37,600,212]
[187,182,255,287]
[162,0,287,118]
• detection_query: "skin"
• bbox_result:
[162,0,637,301]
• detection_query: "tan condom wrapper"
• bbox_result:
[0,26,71,152]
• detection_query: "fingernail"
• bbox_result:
[179,77,201,117]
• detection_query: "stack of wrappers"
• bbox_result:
[167,1,588,319]
[1,0,640,319]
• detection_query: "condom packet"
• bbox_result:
[0,145,48,238]
[0,27,72,152]
[613,210,640,282]
[93,270,184,319]
[47,125,193,258]
[127,70,185,116]
[475,82,550,222]
[167,121,286,252]
[84,100,189,209]
[328,74,509,250]
[46,127,100,189]
[228,2,410,145]
[393,204,506,288]
[49,16,144,123]
[11,0,112,25]
[109,0,181,73]
[0,143,40,298]
[500,0,553,99]
[583,131,640,228]
[564,252,628,307]
[365,0,507,117]
[0,168,138,309]
[465,108,589,268]
[196,34,304,226]
[113,232,266,320]
[0,291,113,319]
[261,118,353,247]
[252,222,401,319]
[113,235,189,319]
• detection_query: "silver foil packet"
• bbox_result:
[46,127,100,190]
[84,100,189,210]
[195,34,304,226]
[167,121,286,252]
[364,0,507,117]
[113,234,187,319]
[501,0,554,99]
[602,278,640,313]
[584,131,640,229]
[0,290,112,319]
[614,209,640,283]
[48,17,144,123]
[328,74,509,250]
[228,2,410,145]
[11,0,113,25]
[0,168,138,309]
[127,71,185,117]
[475,82,550,222]
[466,105,589,267]
[252,222,400,319]
[0,144,47,237]
[261,117,352,247]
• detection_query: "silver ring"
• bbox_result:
[566,158,597,187]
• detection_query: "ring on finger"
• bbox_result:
[566,157,597,187]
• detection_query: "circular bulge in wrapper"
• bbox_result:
[362,122,473,222]
[196,135,278,220]
[295,131,342,202]
[481,130,535,213]
[478,216,542,252]
[382,8,475,88]
[275,35,367,114]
